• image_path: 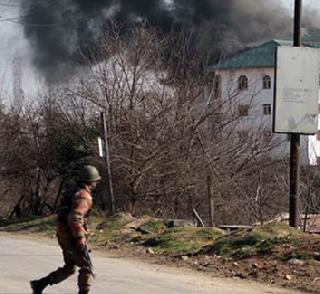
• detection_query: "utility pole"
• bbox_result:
[289,0,302,228]
[207,174,215,227]
[101,112,116,215]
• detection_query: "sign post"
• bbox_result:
[291,0,302,229]
[101,111,116,215]
[274,45,319,228]
[273,0,319,228]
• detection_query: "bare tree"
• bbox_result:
[0,24,292,225]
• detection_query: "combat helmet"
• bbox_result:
[78,165,102,183]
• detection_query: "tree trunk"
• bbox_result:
[53,180,64,212]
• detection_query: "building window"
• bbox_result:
[262,75,271,89]
[238,75,248,91]
[238,104,249,116]
[316,131,320,141]
[213,75,221,99]
[262,104,272,115]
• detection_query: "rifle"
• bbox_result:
[83,246,96,279]
[67,246,96,278]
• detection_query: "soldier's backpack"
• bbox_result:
[57,183,77,224]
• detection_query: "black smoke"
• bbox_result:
[21,0,295,80]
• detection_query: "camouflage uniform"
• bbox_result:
[48,187,93,293]
[31,165,101,294]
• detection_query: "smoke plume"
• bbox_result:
[20,0,301,79]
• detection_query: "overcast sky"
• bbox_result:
[0,0,319,100]
[282,0,320,10]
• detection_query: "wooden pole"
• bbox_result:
[101,112,116,215]
[207,174,215,227]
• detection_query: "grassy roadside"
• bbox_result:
[1,213,320,293]
[0,215,57,237]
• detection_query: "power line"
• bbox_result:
[0,0,54,8]
[0,0,73,27]
[6,18,74,28]
[0,1,109,28]
[0,16,20,22]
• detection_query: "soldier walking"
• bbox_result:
[30,165,102,294]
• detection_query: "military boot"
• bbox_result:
[30,277,50,294]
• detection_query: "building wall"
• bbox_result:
[309,114,320,166]
[214,67,310,163]
[216,67,274,124]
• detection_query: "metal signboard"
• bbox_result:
[97,137,104,157]
[273,46,319,134]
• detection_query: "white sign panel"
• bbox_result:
[97,137,104,157]
[273,46,319,134]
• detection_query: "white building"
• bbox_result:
[211,39,320,164]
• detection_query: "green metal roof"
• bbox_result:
[214,40,285,70]
[214,37,320,70]
[302,28,320,48]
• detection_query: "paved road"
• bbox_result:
[0,234,304,294]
